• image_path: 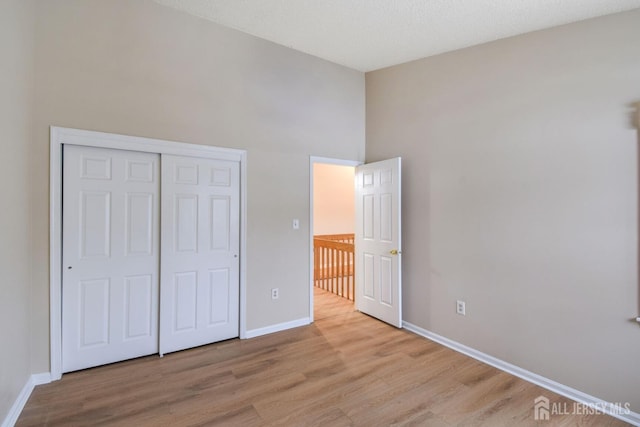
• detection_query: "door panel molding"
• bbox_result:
[50,126,247,380]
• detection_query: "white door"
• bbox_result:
[62,145,159,372]
[355,158,402,327]
[160,155,240,355]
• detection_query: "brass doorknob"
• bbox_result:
[390,249,401,255]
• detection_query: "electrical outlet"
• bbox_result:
[456,300,466,316]
[271,288,279,300]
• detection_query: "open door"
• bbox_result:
[355,158,402,327]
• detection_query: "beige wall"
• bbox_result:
[0,0,35,420]
[313,164,355,235]
[30,0,364,372]
[366,10,640,410]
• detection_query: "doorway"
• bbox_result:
[309,156,403,327]
[309,157,360,321]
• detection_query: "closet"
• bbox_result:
[57,130,243,373]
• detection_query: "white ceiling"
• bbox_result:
[153,0,640,72]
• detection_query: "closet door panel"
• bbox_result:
[62,145,159,373]
[160,155,240,355]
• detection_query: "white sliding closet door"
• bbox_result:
[62,145,159,373]
[160,155,240,355]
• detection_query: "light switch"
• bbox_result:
[293,219,300,230]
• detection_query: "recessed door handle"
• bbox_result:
[390,249,401,255]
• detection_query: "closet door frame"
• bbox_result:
[49,126,247,381]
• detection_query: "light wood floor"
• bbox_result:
[18,288,629,426]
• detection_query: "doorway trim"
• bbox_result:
[50,126,248,380]
[308,156,362,322]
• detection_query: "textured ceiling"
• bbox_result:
[153,0,640,71]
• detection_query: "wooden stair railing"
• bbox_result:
[314,234,355,301]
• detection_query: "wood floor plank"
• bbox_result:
[17,288,631,426]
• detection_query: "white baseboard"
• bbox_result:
[2,372,51,427]
[30,373,52,386]
[244,317,310,339]
[402,322,640,426]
